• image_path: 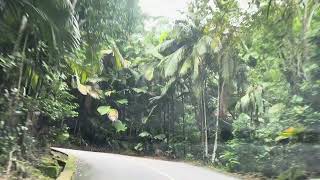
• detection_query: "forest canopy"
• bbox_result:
[0,0,319,179]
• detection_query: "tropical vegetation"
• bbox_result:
[0,0,319,179]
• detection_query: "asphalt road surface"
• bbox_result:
[53,148,239,180]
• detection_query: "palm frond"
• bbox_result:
[158,39,181,56]
[164,45,188,78]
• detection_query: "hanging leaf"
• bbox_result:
[144,66,154,81]
[88,89,102,99]
[164,46,187,78]
[113,120,127,132]
[161,78,176,96]
[80,71,88,83]
[108,109,119,122]
[192,56,201,80]
[158,39,181,56]
[195,35,211,56]
[78,84,89,95]
[179,57,192,76]
[97,106,111,115]
[112,45,126,69]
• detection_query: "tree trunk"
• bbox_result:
[203,83,208,158]
[171,94,175,141]
[15,15,28,95]
[167,103,170,146]
[182,94,186,157]
[199,97,204,159]
[299,1,319,76]
[212,77,221,163]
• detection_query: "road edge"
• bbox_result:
[51,148,77,180]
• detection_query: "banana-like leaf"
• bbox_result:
[164,45,187,78]
[112,45,127,70]
[192,56,201,80]
[161,78,176,96]
[194,35,212,56]
[158,39,181,56]
[179,57,193,76]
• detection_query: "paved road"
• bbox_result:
[53,148,238,180]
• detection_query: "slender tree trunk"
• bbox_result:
[212,76,221,163]
[199,97,204,159]
[15,16,28,95]
[203,84,208,158]
[167,103,170,146]
[182,94,186,157]
[171,94,175,140]
[299,0,309,76]
[162,106,165,134]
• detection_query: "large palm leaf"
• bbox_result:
[1,0,80,51]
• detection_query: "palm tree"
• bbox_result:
[154,18,214,158]
[155,15,241,161]
[1,0,80,95]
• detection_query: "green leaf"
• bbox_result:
[144,66,154,81]
[105,90,116,96]
[179,57,192,76]
[195,36,211,56]
[112,44,126,69]
[97,106,111,115]
[154,134,166,140]
[159,31,169,43]
[291,95,303,103]
[113,120,127,133]
[192,56,201,80]
[117,99,128,105]
[164,46,187,78]
[134,143,144,151]
[161,78,176,96]
[132,87,147,93]
[139,131,152,138]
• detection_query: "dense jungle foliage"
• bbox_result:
[0,0,319,179]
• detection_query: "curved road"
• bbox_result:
[53,148,238,180]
